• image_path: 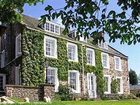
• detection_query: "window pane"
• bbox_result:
[47,68,55,85]
[70,72,76,90]
[46,23,49,31]
[0,76,3,90]
[87,50,93,65]
[68,45,75,60]
[115,58,120,70]
[50,24,54,32]
[55,26,59,33]
[103,54,107,67]
[117,78,121,92]
[46,39,55,56]
[104,77,108,92]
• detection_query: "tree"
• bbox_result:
[1,0,140,44]
[129,69,138,85]
[42,0,140,44]
[0,0,44,23]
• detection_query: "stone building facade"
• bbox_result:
[0,15,130,100]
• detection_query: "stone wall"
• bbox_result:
[103,54,130,95]
[5,84,54,101]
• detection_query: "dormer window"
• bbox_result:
[79,35,87,42]
[68,30,76,39]
[98,41,108,50]
[44,21,60,35]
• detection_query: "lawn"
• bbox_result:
[10,100,140,105]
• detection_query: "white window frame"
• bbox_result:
[0,74,6,92]
[104,75,111,94]
[86,48,95,66]
[101,52,109,69]
[68,70,80,93]
[114,56,122,71]
[44,21,60,35]
[46,67,59,92]
[79,35,87,42]
[44,36,57,58]
[67,42,78,62]
[15,34,22,58]
[87,73,97,98]
[116,76,123,94]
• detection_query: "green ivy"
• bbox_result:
[21,29,45,86]
[21,28,104,97]
[95,50,104,97]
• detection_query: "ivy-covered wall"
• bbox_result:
[21,29,45,86]
[21,28,104,96]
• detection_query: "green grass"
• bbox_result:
[7,100,140,105]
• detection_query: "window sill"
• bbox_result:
[68,59,78,62]
[70,88,80,93]
[45,55,57,59]
[103,66,110,69]
[115,69,122,71]
[86,63,95,66]
[104,91,111,94]
[118,92,123,94]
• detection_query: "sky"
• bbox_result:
[23,0,140,75]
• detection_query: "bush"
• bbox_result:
[56,84,72,101]
[101,93,138,100]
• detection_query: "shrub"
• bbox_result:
[57,84,72,101]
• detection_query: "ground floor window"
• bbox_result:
[87,73,97,98]
[46,67,59,92]
[0,74,6,91]
[116,77,123,94]
[68,70,80,93]
[104,75,111,94]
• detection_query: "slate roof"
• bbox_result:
[22,14,43,31]
[21,14,128,59]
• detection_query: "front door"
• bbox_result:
[0,74,6,91]
[87,73,97,98]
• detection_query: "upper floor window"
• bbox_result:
[15,34,21,58]
[46,67,59,92]
[44,36,57,58]
[67,42,78,62]
[45,21,60,35]
[101,52,109,69]
[68,70,80,93]
[114,56,121,71]
[50,24,54,32]
[104,75,111,94]
[86,48,95,66]
[46,23,49,31]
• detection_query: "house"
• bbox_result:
[0,15,130,100]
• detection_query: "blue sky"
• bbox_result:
[23,0,140,75]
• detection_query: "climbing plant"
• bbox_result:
[95,50,104,97]
[21,28,45,86]
[21,28,104,97]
